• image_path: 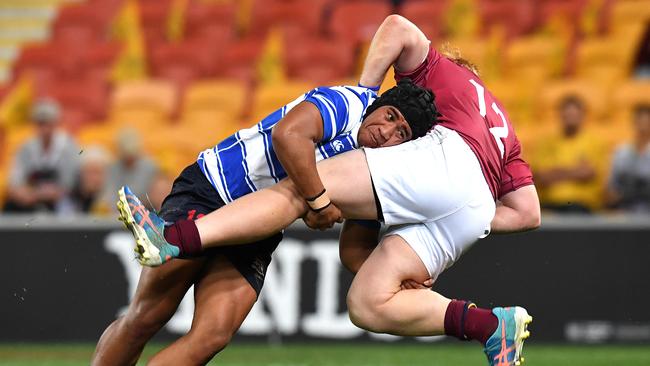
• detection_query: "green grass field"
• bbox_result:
[1,343,650,366]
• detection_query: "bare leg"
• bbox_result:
[346,234,450,336]
[195,149,377,247]
[91,259,204,366]
[147,255,257,365]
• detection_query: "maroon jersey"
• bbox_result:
[395,47,534,200]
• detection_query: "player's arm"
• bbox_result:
[490,185,541,234]
[359,14,430,88]
[272,101,341,227]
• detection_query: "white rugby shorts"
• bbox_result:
[363,125,496,280]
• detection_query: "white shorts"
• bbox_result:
[364,126,496,280]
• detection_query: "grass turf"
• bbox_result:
[0,343,649,366]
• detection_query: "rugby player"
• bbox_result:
[117,15,541,366]
[92,80,437,365]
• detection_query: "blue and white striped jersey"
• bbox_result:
[197,86,377,203]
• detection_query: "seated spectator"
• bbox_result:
[101,128,158,210]
[530,95,607,213]
[59,146,111,215]
[3,99,80,213]
[607,104,650,212]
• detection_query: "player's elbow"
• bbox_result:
[525,207,541,230]
[381,14,410,35]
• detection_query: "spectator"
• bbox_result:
[530,95,607,213]
[3,99,80,213]
[102,127,158,210]
[607,105,650,212]
[59,146,111,215]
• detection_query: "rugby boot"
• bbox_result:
[117,186,179,266]
[484,306,533,366]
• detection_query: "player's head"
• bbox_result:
[358,78,439,148]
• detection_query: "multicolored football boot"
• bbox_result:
[117,186,179,266]
[484,306,533,366]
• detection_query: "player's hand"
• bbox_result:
[303,203,343,231]
[400,278,434,290]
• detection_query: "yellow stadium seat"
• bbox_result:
[536,79,608,123]
[486,78,535,127]
[610,0,650,33]
[4,125,34,160]
[613,81,650,111]
[182,79,248,121]
[110,79,177,130]
[179,110,242,147]
[575,38,637,88]
[251,80,318,122]
[504,36,566,81]
[76,122,121,155]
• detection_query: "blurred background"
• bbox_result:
[0,0,649,365]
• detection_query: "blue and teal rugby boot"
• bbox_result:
[117,186,179,266]
[484,306,533,366]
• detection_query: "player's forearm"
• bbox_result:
[490,205,539,234]
[359,15,430,87]
[491,185,541,234]
[274,134,324,200]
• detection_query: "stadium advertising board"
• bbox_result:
[1,216,650,343]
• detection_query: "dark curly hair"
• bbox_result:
[363,78,439,139]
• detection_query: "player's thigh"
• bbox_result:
[190,255,257,340]
[127,258,205,324]
[349,233,430,306]
[315,149,378,219]
[190,232,280,338]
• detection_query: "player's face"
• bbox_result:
[358,106,412,148]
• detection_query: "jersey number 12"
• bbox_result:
[469,79,508,159]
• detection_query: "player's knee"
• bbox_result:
[187,327,234,360]
[347,291,383,332]
[122,303,171,340]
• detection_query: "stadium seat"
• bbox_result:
[183,1,236,42]
[181,79,248,121]
[51,4,113,46]
[217,36,264,83]
[81,42,122,83]
[109,79,177,130]
[251,81,319,122]
[12,43,77,92]
[250,0,328,36]
[537,0,587,31]
[149,40,222,89]
[478,0,537,40]
[610,0,650,33]
[398,0,448,41]
[76,121,121,154]
[47,77,109,132]
[487,78,535,127]
[574,37,636,87]
[328,1,392,48]
[284,35,355,84]
[504,35,566,82]
[139,1,172,46]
